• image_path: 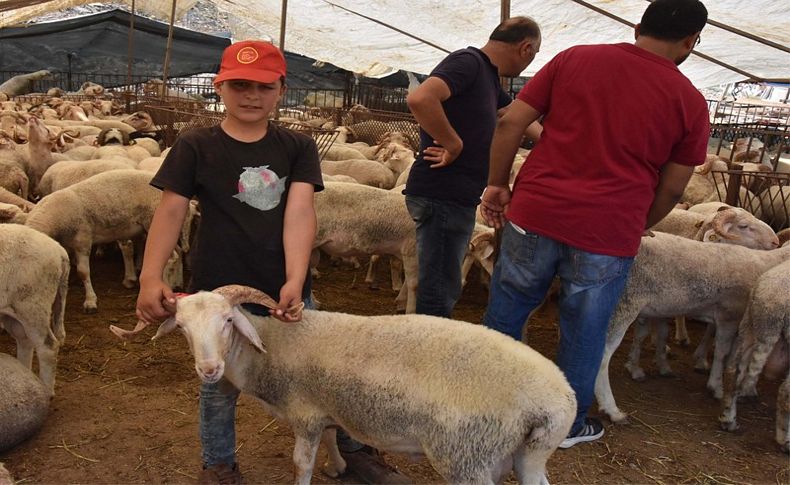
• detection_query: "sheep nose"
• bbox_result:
[197,361,221,378]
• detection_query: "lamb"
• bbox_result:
[0,223,69,396]
[112,284,576,484]
[593,232,790,424]
[0,170,160,312]
[719,259,790,453]
[0,70,52,97]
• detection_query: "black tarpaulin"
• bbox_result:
[0,9,230,78]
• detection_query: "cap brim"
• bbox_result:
[214,68,282,85]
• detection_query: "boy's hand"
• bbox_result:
[271,280,303,322]
[136,279,176,324]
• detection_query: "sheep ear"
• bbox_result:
[232,307,266,353]
[152,317,178,340]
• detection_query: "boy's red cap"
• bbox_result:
[214,40,286,85]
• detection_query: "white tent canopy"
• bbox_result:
[1,0,788,88]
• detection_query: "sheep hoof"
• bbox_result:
[694,364,710,374]
[83,305,98,314]
[676,338,691,347]
[610,413,630,425]
[368,284,380,291]
[122,279,137,289]
[779,442,789,454]
[658,369,675,378]
[719,418,738,432]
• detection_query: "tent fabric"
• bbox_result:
[0,9,229,78]
[1,0,788,88]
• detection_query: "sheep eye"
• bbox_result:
[225,317,233,324]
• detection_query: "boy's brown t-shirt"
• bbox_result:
[152,123,323,299]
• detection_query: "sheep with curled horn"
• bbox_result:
[112,284,576,485]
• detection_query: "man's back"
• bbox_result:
[509,43,709,256]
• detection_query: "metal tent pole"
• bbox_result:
[161,0,178,103]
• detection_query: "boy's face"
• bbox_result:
[215,79,285,124]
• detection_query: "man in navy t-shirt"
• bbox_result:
[404,16,543,318]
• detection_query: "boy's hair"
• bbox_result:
[489,16,541,44]
[639,0,708,41]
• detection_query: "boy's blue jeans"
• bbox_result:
[405,194,477,318]
[200,296,321,467]
[483,222,634,434]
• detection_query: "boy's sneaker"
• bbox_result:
[559,417,605,449]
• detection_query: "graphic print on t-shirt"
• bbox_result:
[233,165,287,211]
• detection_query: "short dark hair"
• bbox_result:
[639,0,707,41]
[489,16,540,43]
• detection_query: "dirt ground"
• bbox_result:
[1,251,788,484]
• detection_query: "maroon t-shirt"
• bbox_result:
[152,123,323,298]
[509,43,710,256]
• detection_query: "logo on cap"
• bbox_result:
[237,47,259,64]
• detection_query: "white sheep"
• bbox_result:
[0,223,69,396]
[113,285,576,484]
[321,159,395,189]
[594,232,790,424]
[314,182,417,312]
[719,259,790,453]
[0,170,160,312]
[759,185,789,231]
[36,159,134,196]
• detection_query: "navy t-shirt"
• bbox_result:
[404,47,512,206]
[151,123,323,299]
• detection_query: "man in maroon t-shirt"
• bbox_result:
[480,0,710,448]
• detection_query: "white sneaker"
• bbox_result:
[559,417,605,449]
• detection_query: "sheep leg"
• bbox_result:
[693,322,716,372]
[365,254,380,289]
[118,239,137,288]
[777,373,790,453]
[460,253,474,288]
[674,315,690,346]
[74,245,98,313]
[292,427,322,485]
[652,319,674,377]
[512,443,552,485]
[707,320,739,399]
[595,319,634,423]
[401,250,419,314]
[1,316,32,368]
[36,332,59,397]
[390,257,403,291]
[624,318,649,381]
[319,428,346,478]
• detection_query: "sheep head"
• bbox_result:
[704,207,779,250]
[151,285,271,383]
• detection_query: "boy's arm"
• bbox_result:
[645,162,695,230]
[274,181,316,322]
[136,190,190,324]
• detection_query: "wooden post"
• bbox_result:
[125,0,136,112]
[279,0,288,52]
[160,0,178,103]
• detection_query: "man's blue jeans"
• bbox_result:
[483,222,634,434]
[405,194,477,318]
[200,296,315,467]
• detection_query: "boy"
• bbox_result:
[135,40,322,483]
[136,40,406,484]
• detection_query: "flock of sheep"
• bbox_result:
[0,72,789,483]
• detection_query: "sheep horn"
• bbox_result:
[711,209,739,240]
[212,284,303,319]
